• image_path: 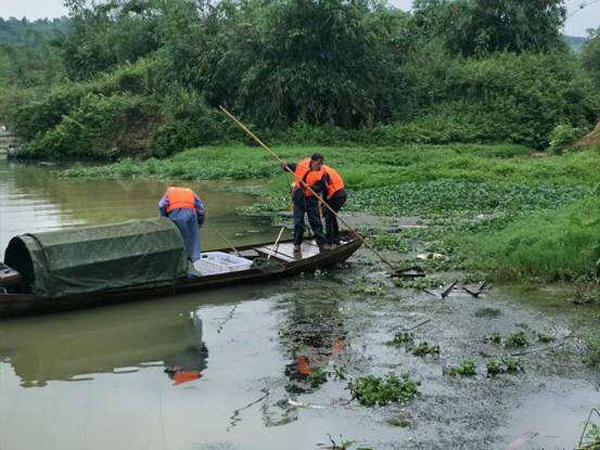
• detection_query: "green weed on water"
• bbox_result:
[349,373,420,407]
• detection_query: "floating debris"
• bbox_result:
[140,361,164,367]
[416,253,445,261]
[113,366,139,374]
[288,399,325,409]
[390,266,426,279]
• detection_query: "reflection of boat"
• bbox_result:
[0,218,362,317]
[0,308,207,387]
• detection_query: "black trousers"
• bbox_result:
[292,190,326,246]
[325,189,347,244]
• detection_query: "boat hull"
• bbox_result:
[0,233,362,318]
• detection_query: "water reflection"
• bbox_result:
[0,304,208,388]
[280,288,347,393]
[163,312,209,386]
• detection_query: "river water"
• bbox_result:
[0,160,276,251]
[0,161,400,450]
[1,159,600,450]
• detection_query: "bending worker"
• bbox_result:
[322,164,347,246]
[159,186,205,262]
[282,153,328,253]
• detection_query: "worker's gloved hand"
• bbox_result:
[197,216,205,227]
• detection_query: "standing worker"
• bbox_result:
[322,165,347,246]
[159,186,205,262]
[282,153,328,254]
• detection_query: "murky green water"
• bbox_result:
[2,159,600,450]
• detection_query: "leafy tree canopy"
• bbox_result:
[413,0,567,56]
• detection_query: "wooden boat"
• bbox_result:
[0,230,362,318]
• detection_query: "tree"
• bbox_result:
[412,0,567,56]
[193,0,409,127]
[582,27,600,88]
[58,0,161,80]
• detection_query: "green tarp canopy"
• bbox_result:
[4,218,188,299]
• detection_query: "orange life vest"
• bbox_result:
[293,159,311,189]
[165,187,195,213]
[304,169,326,197]
[292,159,325,197]
[323,165,344,198]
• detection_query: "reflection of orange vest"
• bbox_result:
[166,187,195,213]
[324,165,344,198]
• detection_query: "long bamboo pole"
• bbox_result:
[219,105,398,272]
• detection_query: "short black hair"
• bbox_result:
[311,152,324,161]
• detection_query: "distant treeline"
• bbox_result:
[0,17,70,87]
[564,35,588,53]
[0,0,599,160]
[0,17,70,46]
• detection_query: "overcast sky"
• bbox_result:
[1,0,599,37]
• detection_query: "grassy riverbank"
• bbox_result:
[62,142,600,186]
[61,143,600,284]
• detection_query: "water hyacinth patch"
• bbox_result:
[445,360,477,377]
[349,373,420,407]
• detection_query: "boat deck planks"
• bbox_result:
[255,247,296,262]
[256,240,320,261]
[238,249,260,258]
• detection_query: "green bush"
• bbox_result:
[10,57,160,143]
[25,92,156,159]
[504,331,529,349]
[548,124,584,155]
[415,52,597,149]
[9,58,239,160]
[149,89,241,158]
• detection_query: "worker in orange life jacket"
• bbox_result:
[158,186,205,262]
[281,153,328,253]
[322,165,347,246]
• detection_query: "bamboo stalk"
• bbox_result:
[219,106,398,273]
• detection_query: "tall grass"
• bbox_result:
[462,196,600,281]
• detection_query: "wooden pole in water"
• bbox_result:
[219,105,398,273]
